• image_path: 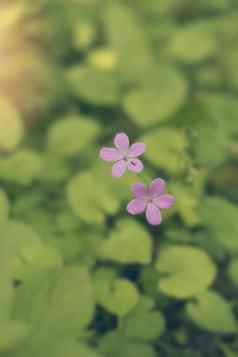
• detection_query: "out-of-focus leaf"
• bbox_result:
[0,97,24,152]
[40,154,72,183]
[123,69,187,126]
[99,219,152,264]
[45,266,95,337]
[167,23,217,63]
[94,270,139,317]
[99,332,157,357]
[0,276,14,323]
[47,114,100,157]
[186,290,237,333]
[0,150,43,185]
[228,259,238,285]
[201,197,238,254]
[0,189,10,224]
[0,321,29,352]
[16,339,102,357]
[170,183,201,227]
[141,128,188,175]
[122,309,165,341]
[67,170,119,224]
[73,22,96,51]
[88,48,118,71]
[103,3,154,81]
[68,65,122,106]
[156,245,217,298]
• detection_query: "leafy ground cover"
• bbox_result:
[0,1,238,356]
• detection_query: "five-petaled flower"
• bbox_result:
[127,178,176,225]
[99,132,146,177]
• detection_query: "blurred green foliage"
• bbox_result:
[0,0,238,357]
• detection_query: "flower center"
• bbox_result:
[143,196,153,204]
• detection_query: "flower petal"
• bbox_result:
[149,178,165,197]
[114,132,129,152]
[146,203,162,225]
[127,159,144,173]
[154,194,176,209]
[99,147,123,161]
[128,143,146,158]
[127,198,146,215]
[131,182,147,198]
[112,160,127,177]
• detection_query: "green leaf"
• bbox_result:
[0,220,42,271]
[156,245,217,298]
[40,154,71,183]
[201,197,238,254]
[0,220,62,285]
[68,65,122,106]
[67,170,119,224]
[88,48,118,71]
[0,321,29,352]
[0,276,14,323]
[0,150,43,185]
[123,71,187,127]
[167,22,216,63]
[219,344,238,357]
[99,219,152,264]
[104,3,154,81]
[122,310,165,341]
[47,114,100,157]
[0,97,24,152]
[13,270,57,327]
[186,290,237,333]
[73,22,96,51]
[17,339,102,357]
[170,183,201,227]
[141,128,188,174]
[46,266,95,337]
[228,259,238,285]
[94,272,139,317]
[189,93,235,167]
[0,189,9,224]
[99,332,157,357]
[20,243,62,271]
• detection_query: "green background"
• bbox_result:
[0,0,238,356]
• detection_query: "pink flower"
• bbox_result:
[127,178,176,225]
[99,132,146,177]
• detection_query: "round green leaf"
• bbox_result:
[0,321,29,352]
[123,68,187,127]
[0,150,43,185]
[0,190,9,224]
[68,66,122,106]
[201,197,238,253]
[123,311,165,341]
[47,114,99,157]
[99,219,152,264]
[167,23,216,63]
[94,276,139,317]
[47,266,95,336]
[99,332,157,357]
[228,259,238,285]
[67,171,119,224]
[141,129,188,174]
[187,290,237,333]
[0,97,24,152]
[156,245,217,298]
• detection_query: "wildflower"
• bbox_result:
[99,132,146,177]
[127,178,175,225]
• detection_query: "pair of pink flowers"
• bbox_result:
[99,132,175,226]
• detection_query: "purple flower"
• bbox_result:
[127,178,176,225]
[99,132,146,177]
